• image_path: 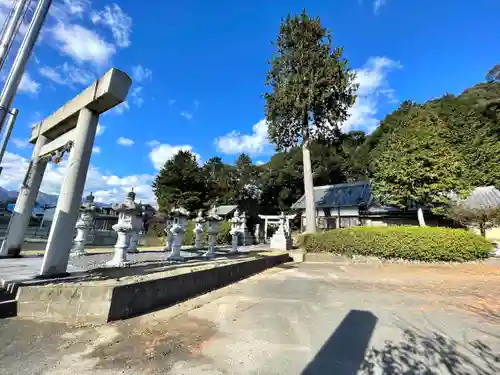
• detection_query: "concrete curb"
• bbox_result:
[13,252,291,323]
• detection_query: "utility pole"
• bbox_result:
[0,107,18,175]
[0,0,31,72]
[0,0,52,135]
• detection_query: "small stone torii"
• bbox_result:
[0,68,132,277]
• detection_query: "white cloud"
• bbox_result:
[91,4,132,48]
[0,151,154,204]
[256,160,265,166]
[146,140,160,147]
[112,101,130,115]
[117,137,134,146]
[168,99,175,106]
[343,56,402,132]
[180,111,193,120]
[131,65,152,83]
[373,0,387,13]
[215,119,270,155]
[62,0,90,17]
[92,146,101,153]
[11,138,29,149]
[38,66,63,84]
[50,0,91,22]
[39,62,94,86]
[130,86,144,107]
[149,144,201,170]
[19,73,40,94]
[51,23,116,65]
[96,124,105,136]
[213,57,400,148]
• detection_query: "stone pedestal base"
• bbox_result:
[127,232,139,254]
[71,227,90,257]
[203,235,217,258]
[229,234,239,254]
[164,235,173,252]
[167,241,185,262]
[270,233,293,251]
[194,231,203,249]
[167,251,185,262]
[106,232,131,267]
[241,230,254,246]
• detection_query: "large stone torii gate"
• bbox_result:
[0,68,132,277]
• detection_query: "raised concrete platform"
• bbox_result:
[0,245,290,323]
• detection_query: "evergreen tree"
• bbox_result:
[372,108,467,225]
[152,150,206,214]
[264,9,357,232]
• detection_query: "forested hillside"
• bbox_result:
[153,78,500,216]
[366,81,500,210]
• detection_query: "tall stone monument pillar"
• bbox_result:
[0,133,48,257]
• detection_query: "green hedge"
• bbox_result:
[300,226,492,262]
[182,220,232,246]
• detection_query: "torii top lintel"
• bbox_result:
[29,68,132,144]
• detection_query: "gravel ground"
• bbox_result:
[1,260,500,374]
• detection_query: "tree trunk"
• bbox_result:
[302,138,317,233]
[479,222,486,237]
[417,207,426,227]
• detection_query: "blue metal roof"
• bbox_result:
[292,181,372,209]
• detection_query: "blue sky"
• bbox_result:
[0,0,499,204]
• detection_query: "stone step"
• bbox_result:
[0,287,17,318]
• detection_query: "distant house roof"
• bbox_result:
[292,182,372,210]
[464,186,500,209]
[212,205,238,216]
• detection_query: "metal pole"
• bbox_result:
[0,107,18,175]
[0,0,52,135]
[0,0,31,72]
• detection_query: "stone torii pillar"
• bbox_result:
[0,68,131,276]
[0,131,48,257]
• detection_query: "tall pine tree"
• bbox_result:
[264,9,357,232]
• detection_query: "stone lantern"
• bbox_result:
[204,208,223,258]
[106,190,143,267]
[193,210,206,249]
[127,204,144,254]
[163,213,174,252]
[230,209,243,253]
[166,207,189,262]
[70,192,97,257]
[240,211,254,245]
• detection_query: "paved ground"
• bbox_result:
[0,245,269,283]
[1,260,500,374]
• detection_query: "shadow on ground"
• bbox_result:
[301,310,500,375]
[16,250,266,286]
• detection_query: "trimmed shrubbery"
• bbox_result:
[300,226,493,262]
